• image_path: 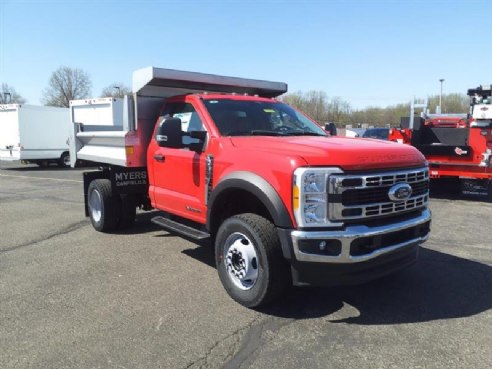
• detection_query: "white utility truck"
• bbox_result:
[0,104,71,167]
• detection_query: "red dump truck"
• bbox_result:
[389,88,492,200]
[70,67,431,307]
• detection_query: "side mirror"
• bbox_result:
[325,122,337,136]
[156,117,183,148]
[186,130,208,152]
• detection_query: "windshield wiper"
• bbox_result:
[282,130,326,137]
[232,130,326,137]
[250,130,285,136]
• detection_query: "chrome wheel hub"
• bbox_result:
[224,232,259,290]
[88,189,102,223]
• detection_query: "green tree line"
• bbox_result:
[281,90,470,127]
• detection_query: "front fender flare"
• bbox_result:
[207,171,293,230]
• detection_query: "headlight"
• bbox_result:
[293,167,342,227]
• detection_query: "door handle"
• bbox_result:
[154,154,165,162]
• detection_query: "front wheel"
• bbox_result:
[215,213,290,308]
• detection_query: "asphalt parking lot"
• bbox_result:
[1,162,491,369]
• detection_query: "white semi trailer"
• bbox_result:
[0,104,72,167]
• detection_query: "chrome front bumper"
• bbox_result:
[291,209,431,264]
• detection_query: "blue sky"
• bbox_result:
[1,0,490,109]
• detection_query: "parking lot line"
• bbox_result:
[0,173,83,183]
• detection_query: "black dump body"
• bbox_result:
[400,117,471,157]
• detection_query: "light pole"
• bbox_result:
[439,79,445,113]
[113,86,121,97]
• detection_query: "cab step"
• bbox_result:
[151,216,210,240]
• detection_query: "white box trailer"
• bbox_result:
[0,104,71,167]
[69,66,287,168]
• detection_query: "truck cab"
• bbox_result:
[147,93,329,223]
[71,67,431,307]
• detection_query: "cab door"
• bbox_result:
[149,97,209,224]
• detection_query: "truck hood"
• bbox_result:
[229,136,426,170]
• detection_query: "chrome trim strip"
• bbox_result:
[291,209,431,263]
[329,167,429,191]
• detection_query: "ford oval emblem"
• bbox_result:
[388,183,412,202]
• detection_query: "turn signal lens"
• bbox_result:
[293,185,300,211]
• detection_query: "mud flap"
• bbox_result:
[460,178,492,201]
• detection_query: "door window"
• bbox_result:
[161,102,206,145]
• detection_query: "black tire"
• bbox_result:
[118,195,136,229]
[87,179,120,232]
[37,160,49,168]
[215,213,290,308]
[58,151,71,168]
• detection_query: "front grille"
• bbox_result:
[329,167,429,221]
[342,181,429,205]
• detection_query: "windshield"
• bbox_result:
[203,99,327,137]
[362,128,389,140]
[471,94,491,106]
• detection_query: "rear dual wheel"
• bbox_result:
[88,179,136,232]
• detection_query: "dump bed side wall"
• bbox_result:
[72,99,124,127]
[70,96,164,167]
[70,98,130,167]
